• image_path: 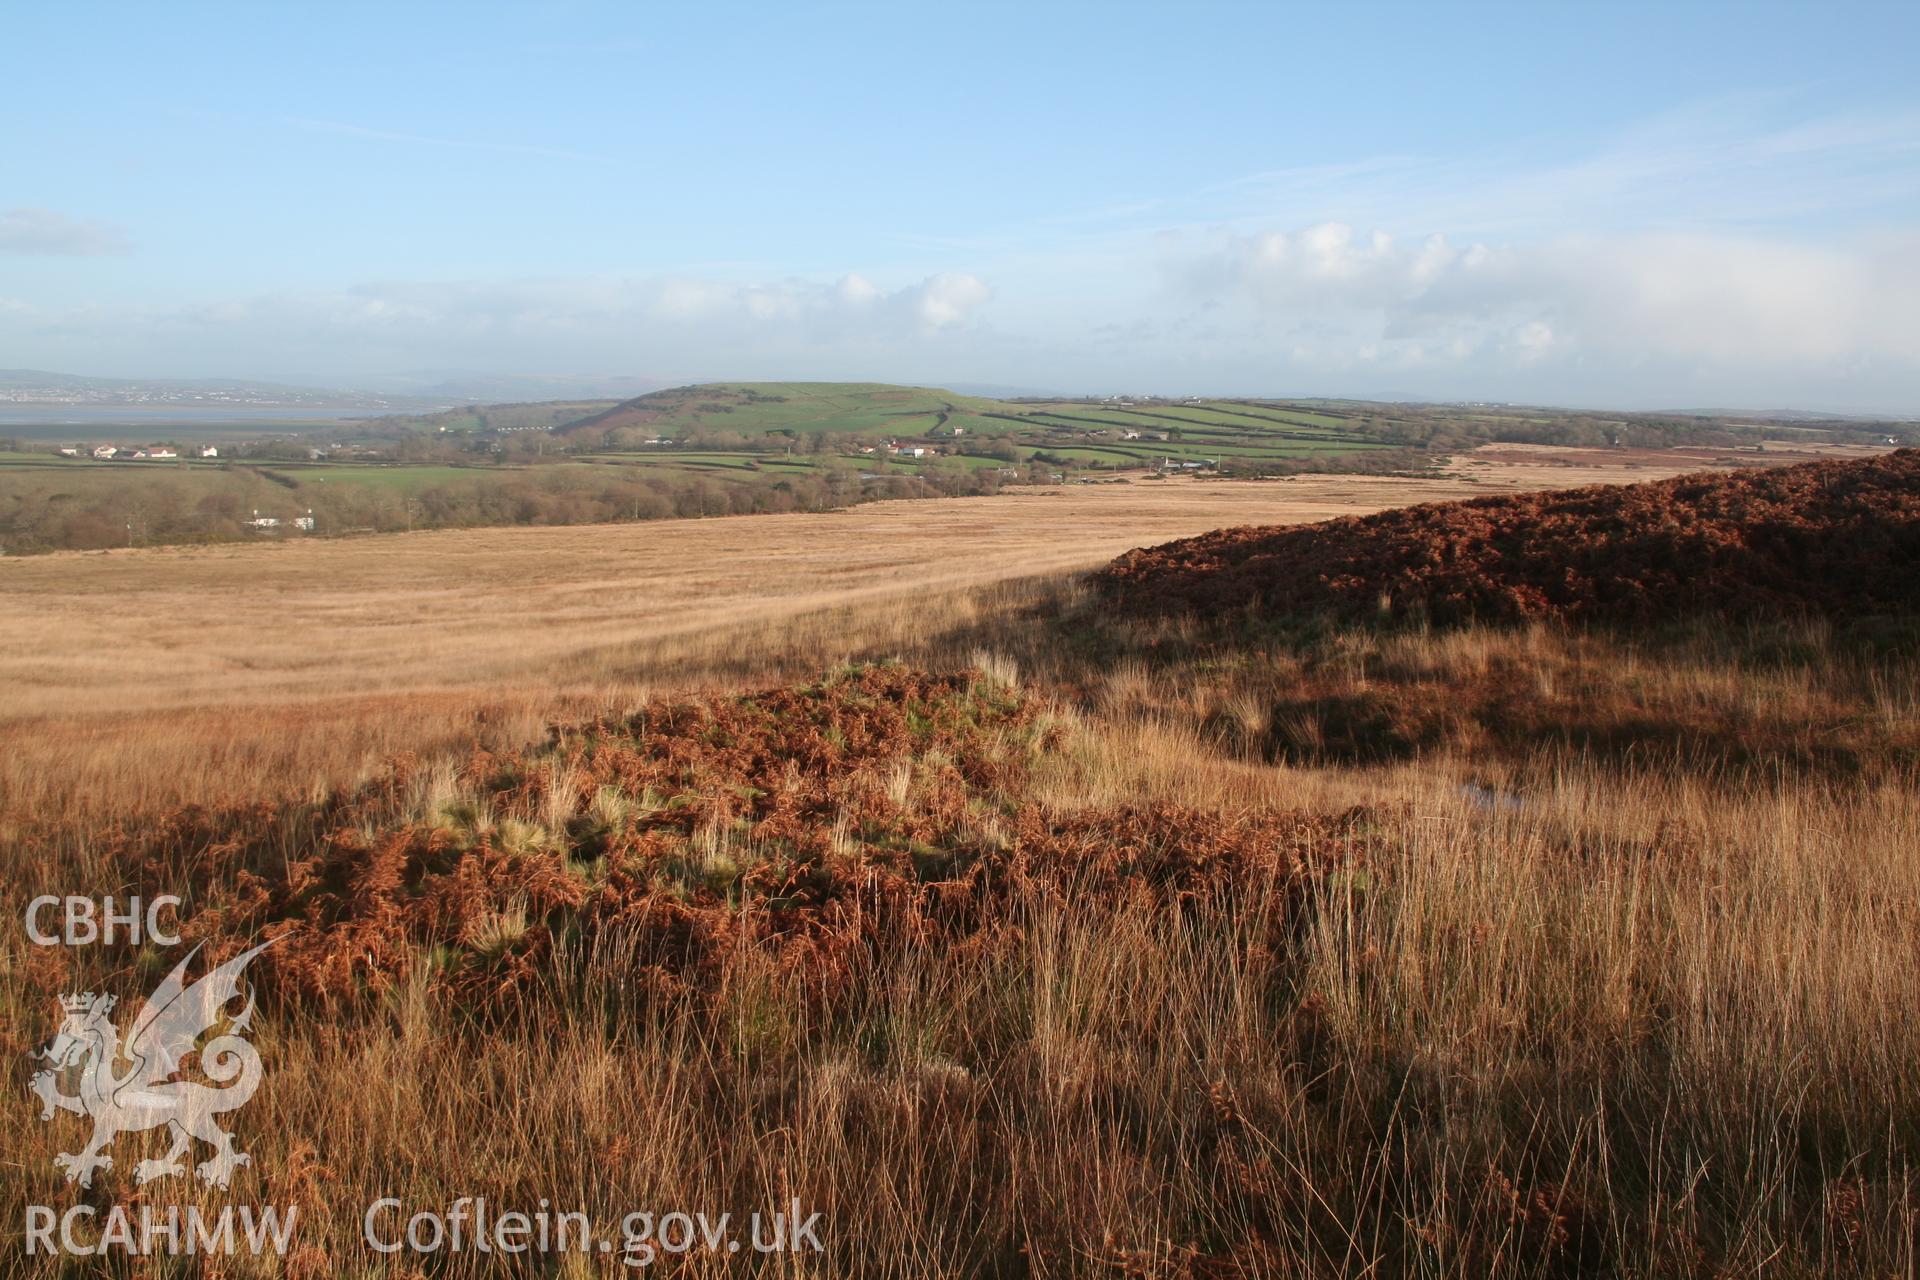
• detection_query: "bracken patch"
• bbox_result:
[102,665,1359,1010]
[1095,449,1920,627]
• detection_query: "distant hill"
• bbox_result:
[387,399,626,434]
[562,382,1020,441]
[0,367,683,410]
[943,381,1071,400]
[360,372,679,403]
[0,369,429,410]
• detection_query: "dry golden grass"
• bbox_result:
[0,453,1825,821]
[4,452,1915,1277]
[0,467,1525,822]
[0,475,1489,712]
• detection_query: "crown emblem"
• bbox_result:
[34,942,272,1191]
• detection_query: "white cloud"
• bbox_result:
[0,99,1913,411]
[912,273,992,328]
[131,270,994,347]
[0,208,130,256]
[1162,223,1920,399]
[0,269,997,383]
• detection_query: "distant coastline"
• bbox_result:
[0,404,417,437]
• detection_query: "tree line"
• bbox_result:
[0,458,1039,554]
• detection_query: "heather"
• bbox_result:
[1095,450,1920,627]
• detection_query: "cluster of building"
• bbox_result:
[853,439,957,459]
[246,509,316,532]
[59,443,220,460]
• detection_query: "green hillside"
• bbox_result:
[555,381,1406,471]
[565,382,1014,441]
[10,382,1912,553]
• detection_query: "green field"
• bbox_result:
[0,385,1409,557]
[994,398,1394,470]
[12,382,1895,554]
[543,383,1403,476]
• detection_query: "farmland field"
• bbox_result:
[9,381,1910,553]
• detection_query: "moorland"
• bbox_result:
[5,446,1917,1276]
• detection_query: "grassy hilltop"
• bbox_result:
[564,381,1014,438]
[558,381,1402,469]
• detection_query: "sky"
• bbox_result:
[3,1,1918,412]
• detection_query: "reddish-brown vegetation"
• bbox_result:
[12,618,1919,1274]
[1096,450,1920,626]
[109,666,1355,1010]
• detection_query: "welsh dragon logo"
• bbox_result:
[30,941,272,1190]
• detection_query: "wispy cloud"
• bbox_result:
[919,98,1920,265]
[0,208,130,256]
[285,117,612,164]
[1195,101,1920,240]
[4,95,1915,411]
[0,268,999,386]
[1142,220,1920,410]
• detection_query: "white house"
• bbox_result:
[246,510,281,529]
[58,446,80,457]
[92,445,118,459]
[198,445,219,458]
[149,447,178,460]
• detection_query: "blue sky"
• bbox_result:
[4,1,1918,410]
